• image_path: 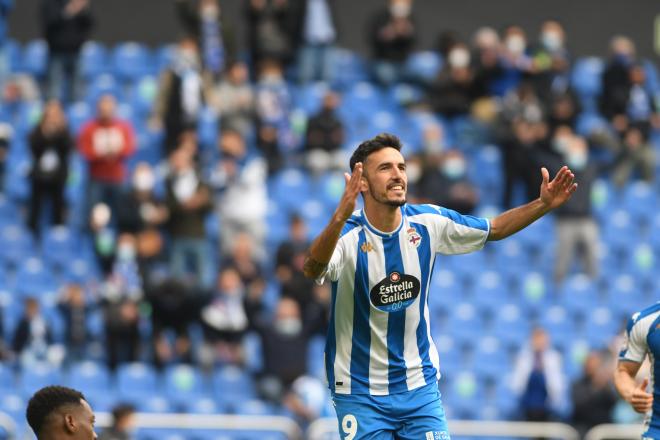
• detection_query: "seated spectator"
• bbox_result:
[13,297,62,368]
[116,163,168,234]
[600,35,636,123]
[304,91,345,174]
[221,233,265,301]
[415,149,478,214]
[213,61,255,138]
[28,99,72,237]
[275,214,309,282]
[89,202,117,276]
[369,0,416,86]
[166,146,215,290]
[100,233,143,370]
[57,283,93,364]
[97,403,136,440]
[200,267,249,367]
[256,122,283,175]
[78,94,136,222]
[255,58,292,129]
[511,327,567,421]
[152,38,214,155]
[497,26,533,95]
[571,350,618,438]
[175,0,236,77]
[245,0,294,70]
[292,0,338,84]
[208,129,268,258]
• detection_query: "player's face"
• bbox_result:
[363,147,407,207]
[73,400,97,440]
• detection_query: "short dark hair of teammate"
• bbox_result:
[26,385,97,439]
[349,133,402,171]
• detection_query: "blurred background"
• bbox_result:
[0,0,659,439]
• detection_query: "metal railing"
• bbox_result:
[584,423,643,440]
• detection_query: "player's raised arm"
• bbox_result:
[487,165,577,241]
[303,162,364,279]
[614,361,653,414]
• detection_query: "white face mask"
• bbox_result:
[275,318,302,336]
[133,171,155,192]
[406,162,421,184]
[390,2,411,18]
[541,31,562,51]
[92,203,111,228]
[448,48,471,69]
[505,35,526,55]
[116,243,136,261]
[441,157,466,179]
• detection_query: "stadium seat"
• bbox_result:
[470,336,510,381]
[268,168,312,213]
[21,40,49,78]
[490,303,531,349]
[212,365,256,409]
[403,51,443,85]
[0,194,22,227]
[137,394,173,413]
[80,41,110,81]
[130,75,159,117]
[292,81,330,116]
[0,365,15,393]
[0,224,35,268]
[164,364,205,408]
[14,257,58,304]
[560,274,600,316]
[86,74,122,105]
[331,48,369,89]
[116,362,159,401]
[18,363,63,398]
[472,270,508,312]
[65,361,111,394]
[571,57,604,110]
[112,42,153,82]
[41,225,79,271]
[197,106,219,149]
[155,44,176,72]
[235,399,277,416]
[0,393,25,437]
[5,39,21,73]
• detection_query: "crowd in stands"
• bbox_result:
[0,0,658,436]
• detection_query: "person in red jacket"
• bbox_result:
[78,93,136,225]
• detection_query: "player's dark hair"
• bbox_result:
[349,133,402,171]
[26,386,86,437]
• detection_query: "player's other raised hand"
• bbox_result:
[539,165,578,210]
[335,162,363,222]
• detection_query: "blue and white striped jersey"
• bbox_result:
[320,204,490,396]
[619,302,660,438]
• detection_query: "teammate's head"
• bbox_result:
[26,386,96,440]
[350,133,407,207]
[109,403,136,433]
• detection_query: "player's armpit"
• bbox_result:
[303,256,328,279]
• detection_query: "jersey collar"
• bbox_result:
[361,205,405,238]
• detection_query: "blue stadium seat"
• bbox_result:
[86,74,122,105]
[447,302,483,345]
[212,365,256,409]
[164,364,205,408]
[606,274,646,317]
[584,306,621,349]
[560,274,600,316]
[41,225,79,271]
[0,393,25,436]
[184,396,222,415]
[155,44,177,72]
[490,303,531,348]
[472,270,508,311]
[268,168,312,213]
[571,57,604,110]
[130,75,159,117]
[292,81,330,116]
[116,362,159,401]
[235,399,278,416]
[621,181,657,225]
[470,336,510,381]
[14,258,57,304]
[80,41,110,81]
[65,361,111,394]
[0,225,36,268]
[18,363,63,398]
[197,106,219,149]
[66,101,93,135]
[5,39,21,73]
[21,40,49,78]
[0,364,15,393]
[137,394,173,413]
[575,111,610,138]
[112,42,153,82]
[539,305,576,348]
[404,51,443,85]
[331,48,369,89]
[307,335,325,379]
[0,194,22,227]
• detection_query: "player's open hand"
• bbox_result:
[335,162,363,222]
[629,378,653,414]
[539,166,577,210]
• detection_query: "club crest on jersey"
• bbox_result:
[361,242,373,253]
[370,271,421,313]
[407,227,421,248]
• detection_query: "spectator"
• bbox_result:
[100,233,142,370]
[116,163,168,234]
[245,0,294,70]
[12,297,62,368]
[530,20,571,106]
[291,0,338,84]
[41,0,94,103]
[209,129,268,258]
[175,0,236,77]
[98,403,136,440]
[28,99,72,236]
[57,283,92,364]
[471,27,505,97]
[304,90,344,174]
[212,61,255,138]
[152,38,213,155]
[200,267,249,367]
[256,122,283,175]
[611,63,657,187]
[550,129,600,283]
[221,233,265,301]
[430,42,484,118]
[79,94,136,222]
[511,327,567,421]
[369,0,416,86]
[275,214,309,281]
[166,146,215,290]
[498,26,533,95]
[415,149,479,214]
[571,350,618,438]
[600,36,636,122]
[0,0,12,89]
[255,58,292,128]
[0,121,10,193]
[89,202,117,275]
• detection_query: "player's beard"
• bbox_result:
[368,180,406,207]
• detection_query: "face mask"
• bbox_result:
[441,157,466,179]
[448,48,470,69]
[552,136,571,154]
[133,171,155,192]
[96,229,115,256]
[566,151,587,170]
[201,4,219,20]
[541,31,562,51]
[275,318,302,336]
[505,35,526,55]
[406,162,421,184]
[91,203,111,228]
[175,50,198,72]
[390,3,411,18]
[116,244,136,261]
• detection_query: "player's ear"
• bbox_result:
[63,412,77,434]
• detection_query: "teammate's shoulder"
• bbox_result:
[627,302,660,330]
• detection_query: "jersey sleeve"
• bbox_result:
[430,205,490,255]
[315,238,345,284]
[619,312,649,363]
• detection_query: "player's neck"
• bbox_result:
[363,202,402,233]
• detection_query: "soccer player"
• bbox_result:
[26,385,97,440]
[303,133,577,439]
[615,303,658,438]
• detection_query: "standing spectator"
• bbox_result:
[57,283,93,364]
[600,36,636,122]
[471,27,505,97]
[551,129,599,282]
[291,0,338,84]
[255,58,291,128]
[571,350,618,438]
[304,91,344,174]
[12,297,62,368]
[41,0,94,103]
[530,20,571,106]
[175,0,236,78]
[255,122,283,175]
[498,26,533,95]
[209,129,268,258]
[116,163,168,234]
[0,0,12,89]
[369,0,416,86]
[511,328,567,421]
[28,100,72,236]
[152,38,213,155]
[275,214,309,281]
[98,403,136,440]
[79,94,136,222]
[245,0,294,70]
[221,233,265,301]
[213,61,255,138]
[166,146,214,290]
